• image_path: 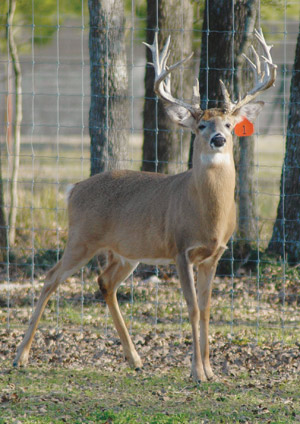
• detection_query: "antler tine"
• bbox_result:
[154,51,194,98]
[192,78,200,109]
[160,34,171,71]
[219,79,233,112]
[254,28,272,63]
[256,29,277,90]
[163,69,171,98]
[231,28,277,113]
[243,45,261,81]
[144,34,200,116]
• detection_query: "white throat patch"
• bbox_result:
[200,152,231,166]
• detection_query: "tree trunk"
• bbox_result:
[7,0,22,246]
[238,136,256,242]
[142,0,193,174]
[88,0,129,176]
[198,0,257,109]
[190,0,258,259]
[268,23,300,264]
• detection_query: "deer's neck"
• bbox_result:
[190,145,236,229]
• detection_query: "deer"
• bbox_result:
[13,29,276,382]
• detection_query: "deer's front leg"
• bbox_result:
[197,251,224,380]
[176,253,206,382]
[197,262,216,380]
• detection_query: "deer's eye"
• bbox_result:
[199,124,206,130]
[225,123,231,129]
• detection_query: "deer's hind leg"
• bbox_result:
[13,240,98,367]
[98,253,141,369]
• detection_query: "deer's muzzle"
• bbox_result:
[210,133,226,149]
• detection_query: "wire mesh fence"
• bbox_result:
[0,0,299,359]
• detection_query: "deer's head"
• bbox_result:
[144,29,276,159]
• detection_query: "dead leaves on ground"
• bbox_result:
[1,327,299,381]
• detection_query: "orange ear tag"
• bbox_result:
[234,117,254,137]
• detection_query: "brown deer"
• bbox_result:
[14,29,276,382]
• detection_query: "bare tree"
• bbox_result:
[142,0,193,173]
[88,0,129,175]
[6,0,22,246]
[268,22,300,264]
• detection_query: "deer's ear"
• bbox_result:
[165,104,196,129]
[233,101,264,123]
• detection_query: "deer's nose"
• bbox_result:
[210,133,226,148]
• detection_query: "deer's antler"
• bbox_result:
[144,29,276,117]
[143,33,201,117]
[220,28,277,113]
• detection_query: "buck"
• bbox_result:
[14,29,276,382]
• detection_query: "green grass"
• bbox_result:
[0,365,299,423]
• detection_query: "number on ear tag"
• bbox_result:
[234,117,254,137]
